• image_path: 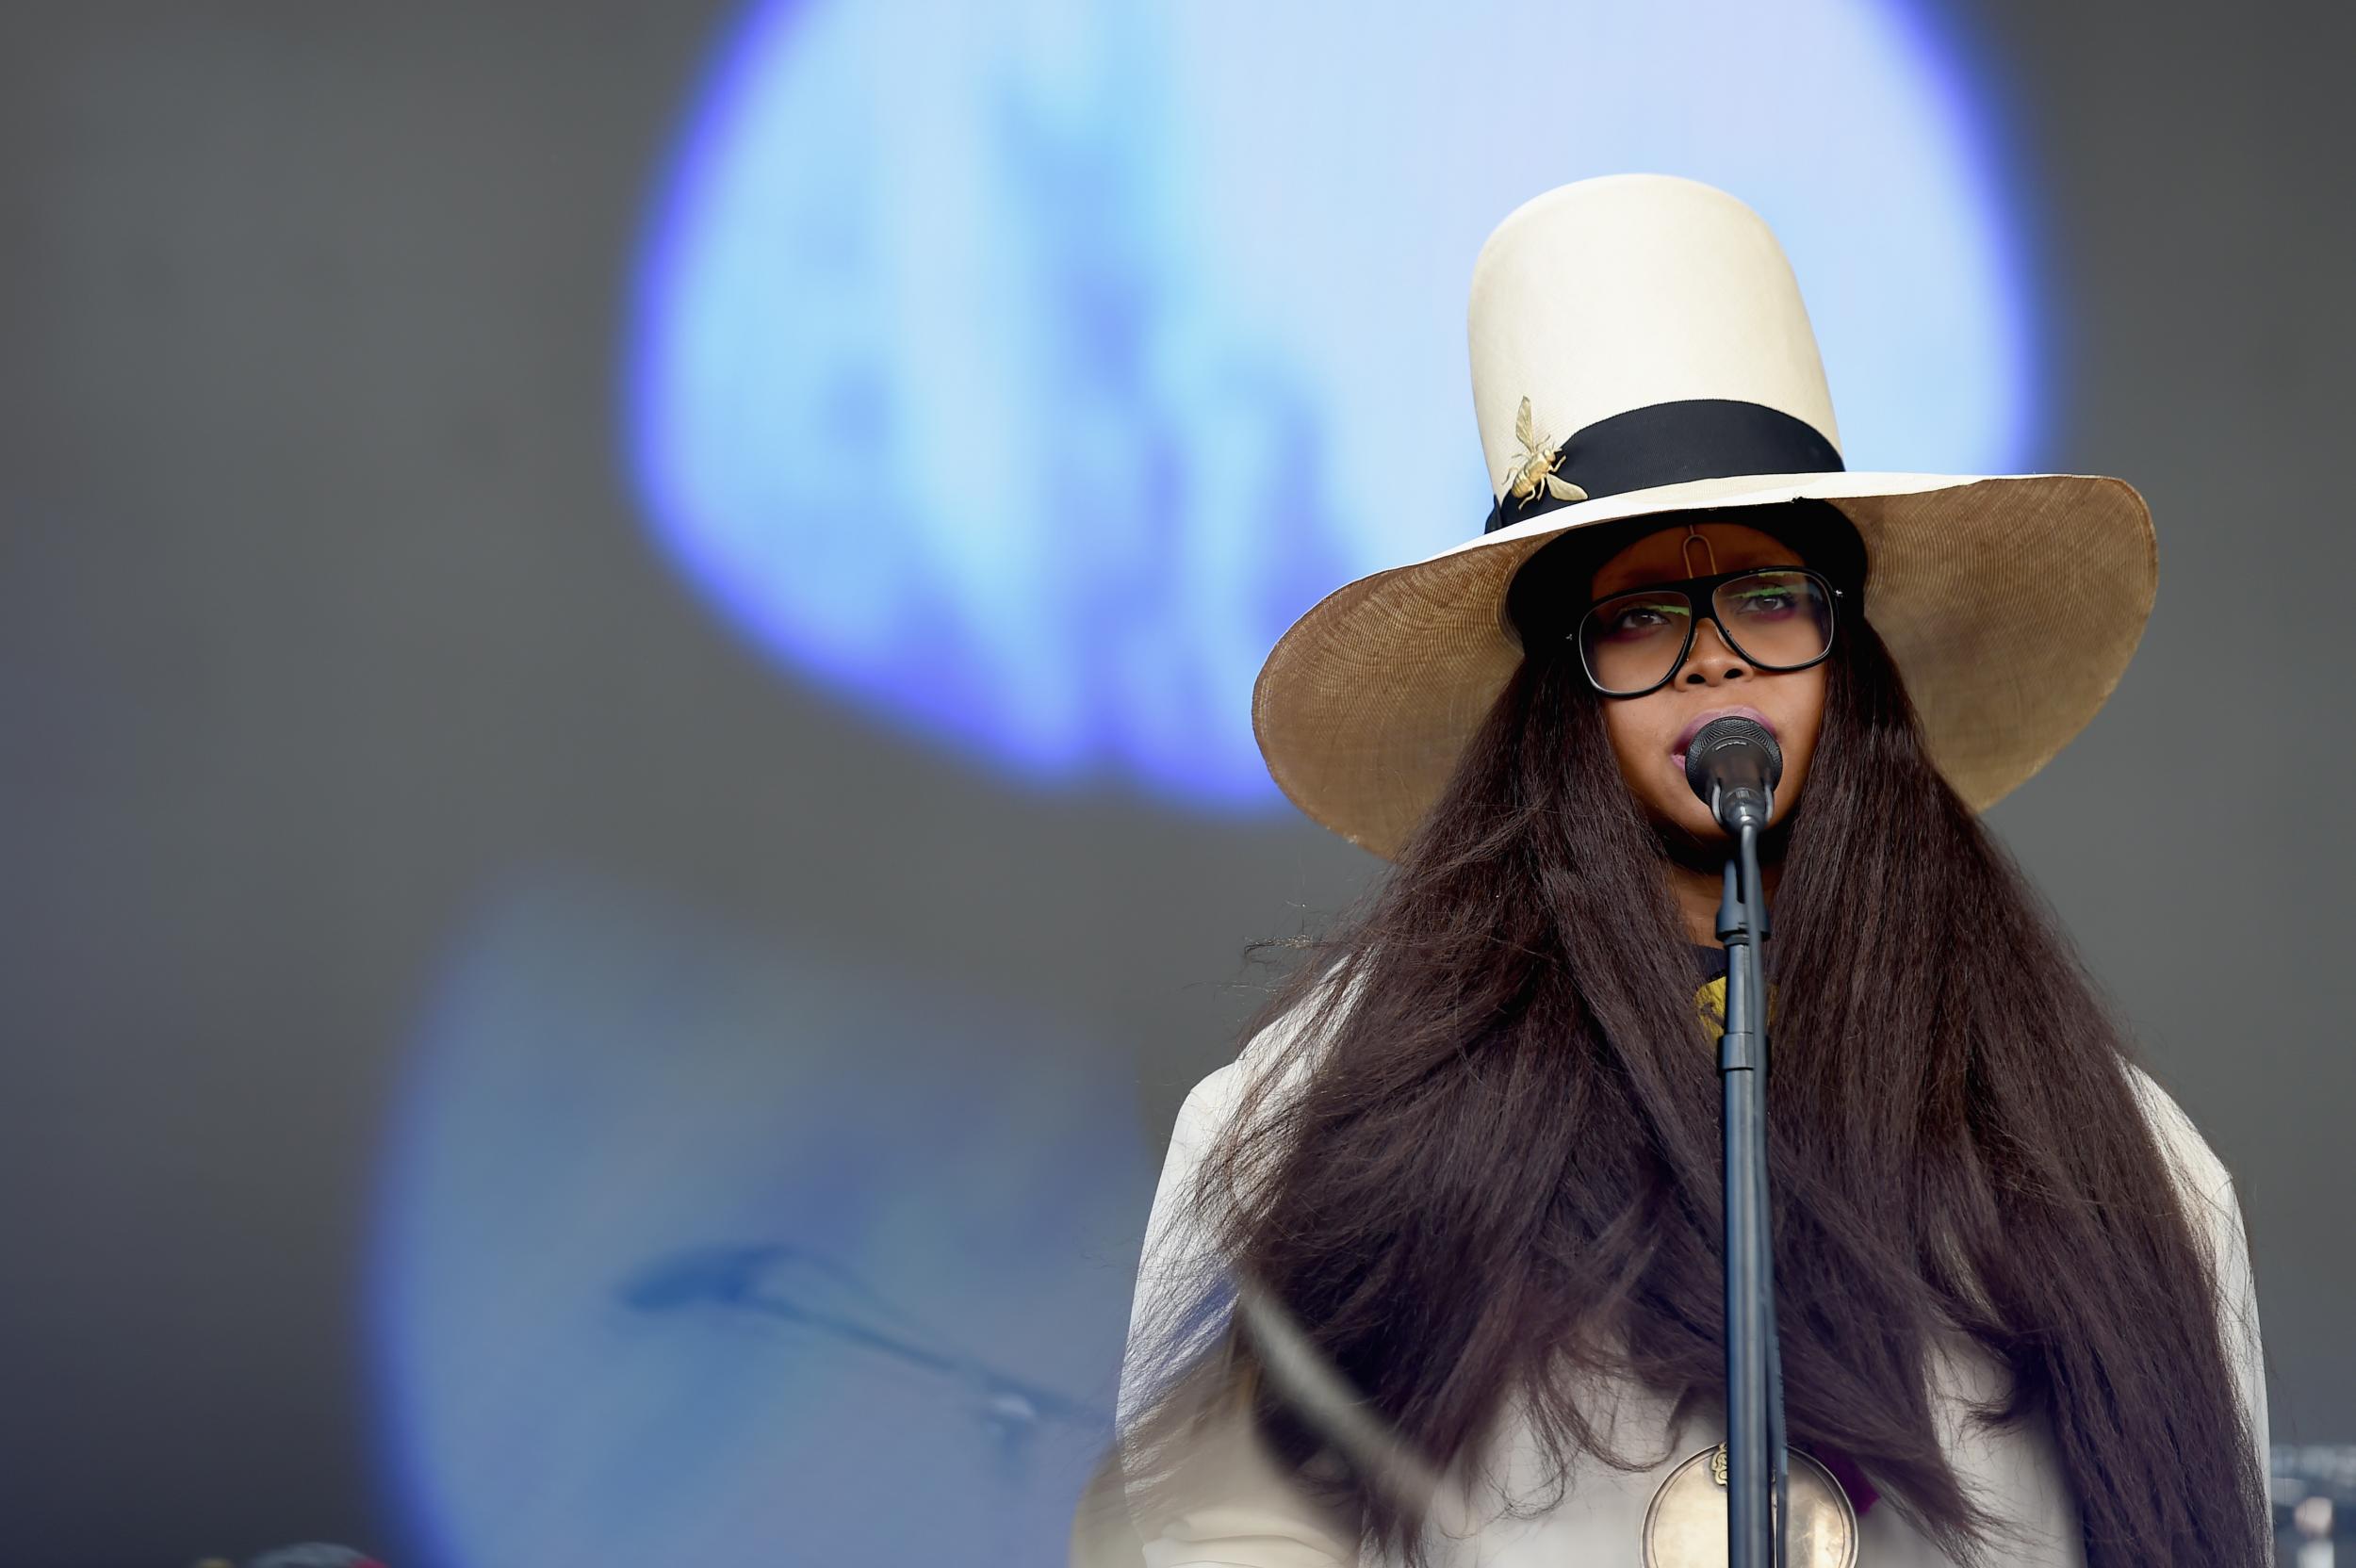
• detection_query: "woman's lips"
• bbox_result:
[1669,705,1777,767]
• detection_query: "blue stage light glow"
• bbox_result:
[370,876,1149,1568]
[627,0,2037,808]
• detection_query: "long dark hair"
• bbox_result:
[1122,528,2267,1566]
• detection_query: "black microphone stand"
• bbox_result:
[1717,816,1787,1568]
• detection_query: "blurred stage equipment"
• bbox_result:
[623,1240,1110,1567]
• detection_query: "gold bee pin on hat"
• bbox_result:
[1498,396,1588,514]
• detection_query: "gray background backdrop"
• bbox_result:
[0,2,2348,1564]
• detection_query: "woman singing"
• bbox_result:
[1105,176,2269,1568]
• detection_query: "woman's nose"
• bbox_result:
[1678,619,1750,685]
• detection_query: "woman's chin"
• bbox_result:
[1652,809,1734,870]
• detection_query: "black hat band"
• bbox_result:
[1483,398,1843,534]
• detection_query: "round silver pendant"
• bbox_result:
[1641,1444,1859,1568]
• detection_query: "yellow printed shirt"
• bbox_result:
[1690,941,1775,1042]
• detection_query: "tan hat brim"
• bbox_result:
[1252,470,2155,858]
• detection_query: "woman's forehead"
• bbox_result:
[1590,521,1808,597]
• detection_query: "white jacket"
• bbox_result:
[1118,1027,2267,1568]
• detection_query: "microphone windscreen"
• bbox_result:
[1683,715,1784,800]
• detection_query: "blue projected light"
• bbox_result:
[371,877,1150,1568]
[628,0,2036,808]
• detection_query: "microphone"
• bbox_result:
[1684,715,1783,832]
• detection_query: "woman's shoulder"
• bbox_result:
[1121,974,1348,1424]
[2119,1058,2269,1462]
[2119,1061,2253,1296]
[2120,1060,2237,1205]
[1176,961,1358,1127]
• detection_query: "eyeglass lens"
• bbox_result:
[1578,570,1834,695]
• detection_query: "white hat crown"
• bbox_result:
[1470,175,1843,527]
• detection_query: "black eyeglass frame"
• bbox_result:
[1570,565,1845,698]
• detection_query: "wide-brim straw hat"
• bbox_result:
[1252,173,2154,858]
